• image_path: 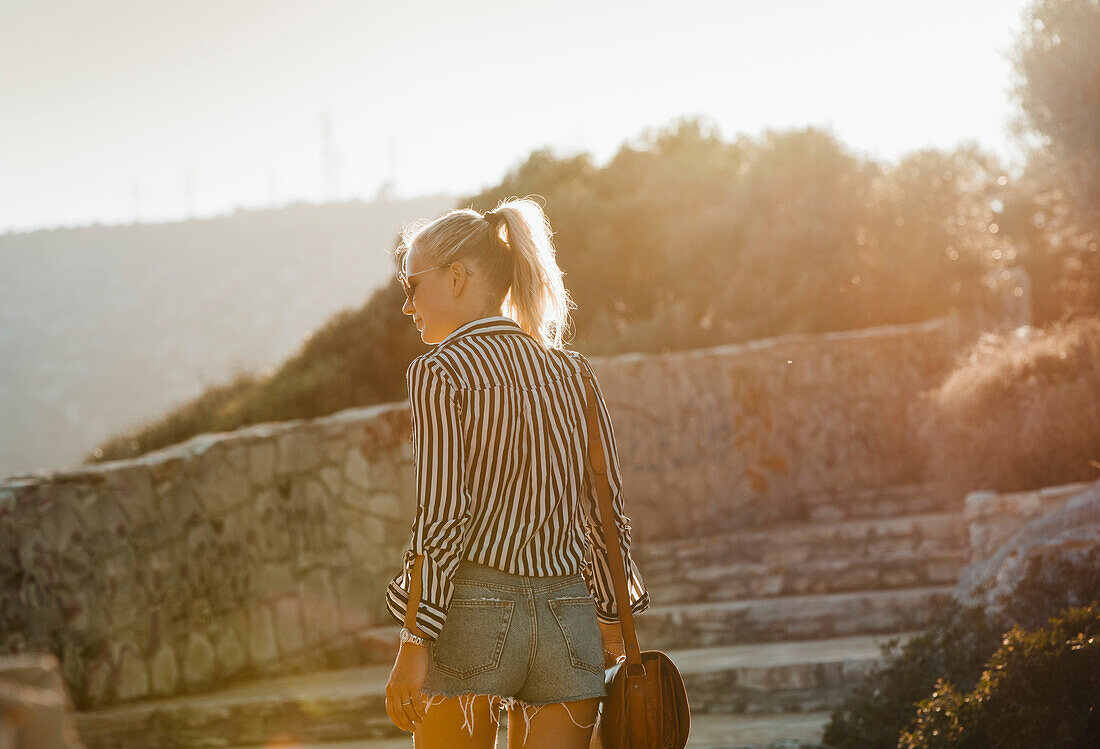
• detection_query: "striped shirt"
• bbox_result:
[385,314,650,640]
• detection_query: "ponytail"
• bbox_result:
[491,198,574,350]
[397,197,575,350]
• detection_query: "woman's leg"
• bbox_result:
[505,695,600,749]
[414,693,505,749]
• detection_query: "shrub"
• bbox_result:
[999,546,1100,630]
[898,604,1100,749]
[821,602,1003,749]
[917,316,1100,493]
[822,543,1100,748]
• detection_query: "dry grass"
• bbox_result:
[918,316,1100,492]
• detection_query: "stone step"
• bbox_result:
[672,631,918,714]
[647,548,970,604]
[798,482,962,523]
[73,661,401,749]
[637,585,954,649]
[73,631,913,748]
[637,511,970,581]
[214,711,833,749]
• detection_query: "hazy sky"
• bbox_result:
[1,0,1036,234]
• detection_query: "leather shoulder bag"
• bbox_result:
[582,373,691,749]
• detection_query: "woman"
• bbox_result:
[384,198,650,748]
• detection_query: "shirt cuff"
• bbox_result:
[385,579,446,640]
[593,590,651,624]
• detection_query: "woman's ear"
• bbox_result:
[449,262,471,298]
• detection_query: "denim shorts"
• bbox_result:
[419,559,608,737]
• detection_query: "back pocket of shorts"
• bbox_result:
[547,595,603,675]
[432,598,515,679]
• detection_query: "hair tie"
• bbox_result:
[483,209,498,226]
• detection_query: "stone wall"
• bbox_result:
[962,481,1097,563]
[0,407,418,709]
[597,314,978,537]
[0,313,979,708]
[954,479,1100,616]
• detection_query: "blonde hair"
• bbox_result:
[395,197,575,350]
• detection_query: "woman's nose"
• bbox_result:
[402,295,414,315]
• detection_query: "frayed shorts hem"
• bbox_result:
[417,689,603,744]
[508,689,607,706]
[420,689,606,708]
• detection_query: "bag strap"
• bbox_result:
[582,374,645,676]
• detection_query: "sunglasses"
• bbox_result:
[397,262,476,303]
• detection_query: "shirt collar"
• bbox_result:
[434,315,524,347]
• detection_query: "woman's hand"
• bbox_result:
[385,642,430,733]
[598,620,626,669]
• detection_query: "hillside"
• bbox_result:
[27,117,1097,469]
[0,195,455,478]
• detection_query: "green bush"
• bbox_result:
[898,604,1100,749]
[821,602,1004,749]
[822,546,1100,748]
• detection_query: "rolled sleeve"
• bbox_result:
[385,356,471,640]
[576,356,651,624]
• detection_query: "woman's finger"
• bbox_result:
[400,694,421,729]
[405,690,425,723]
[396,702,412,733]
[387,693,411,734]
[385,694,398,731]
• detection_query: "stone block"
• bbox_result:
[399,434,414,462]
[225,443,249,472]
[344,448,371,491]
[370,492,406,520]
[832,567,879,590]
[762,545,811,565]
[35,490,87,552]
[345,449,400,494]
[156,481,205,527]
[299,568,341,642]
[191,454,251,516]
[248,603,279,664]
[99,464,157,529]
[881,568,920,587]
[277,431,322,475]
[324,436,348,464]
[738,662,817,691]
[150,644,178,696]
[183,632,216,687]
[751,575,786,597]
[927,559,963,583]
[357,626,400,662]
[254,562,295,599]
[78,493,132,542]
[273,597,304,654]
[249,441,276,485]
[346,523,391,571]
[333,568,375,631]
[359,516,386,544]
[83,655,113,706]
[810,505,845,523]
[320,631,364,668]
[341,483,372,513]
[114,642,149,701]
[149,456,184,485]
[214,625,247,678]
[320,466,343,496]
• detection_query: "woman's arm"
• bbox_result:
[388,356,472,641]
[577,356,651,625]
